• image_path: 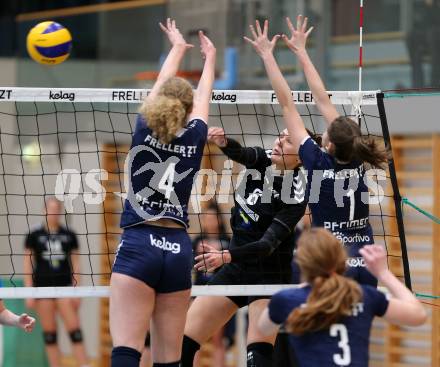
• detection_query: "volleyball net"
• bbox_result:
[0,87,409,298]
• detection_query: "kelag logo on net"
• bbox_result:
[126,145,191,222]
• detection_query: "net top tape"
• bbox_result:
[0,285,388,299]
[0,87,380,105]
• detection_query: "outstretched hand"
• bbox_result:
[198,30,216,59]
[359,244,389,280]
[159,18,193,49]
[244,20,280,58]
[282,15,313,54]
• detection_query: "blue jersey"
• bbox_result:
[269,285,389,367]
[120,115,207,228]
[299,137,374,257]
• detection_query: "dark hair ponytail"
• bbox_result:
[352,135,389,169]
[328,117,389,168]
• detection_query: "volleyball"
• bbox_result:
[26,21,72,65]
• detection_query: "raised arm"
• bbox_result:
[146,18,194,102]
[207,127,268,168]
[360,245,427,326]
[244,20,308,148]
[188,31,216,123]
[283,16,339,125]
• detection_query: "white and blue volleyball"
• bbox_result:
[26,21,72,65]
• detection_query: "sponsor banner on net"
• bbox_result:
[0,88,380,105]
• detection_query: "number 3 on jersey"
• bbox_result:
[158,163,176,199]
[330,324,351,366]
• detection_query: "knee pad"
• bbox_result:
[247,342,274,367]
[181,335,200,367]
[69,329,83,343]
[152,363,180,367]
[111,346,141,367]
[43,331,57,345]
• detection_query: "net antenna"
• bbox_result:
[356,0,364,123]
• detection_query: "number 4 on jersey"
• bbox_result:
[158,163,176,199]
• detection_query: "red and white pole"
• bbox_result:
[359,0,364,91]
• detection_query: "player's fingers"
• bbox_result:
[271,34,280,46]
[171,19,176,30]
[249,24,258,40]
[255,19,263,36]
[305,26,314,37]
[296,14,302,31]
[281,34,292,48]
[286,17,295,35]
[194,254,207,262]
[159,22,167,33]
[166,18,171,30]
[194,259,207,269]
[243,36,256,46]
[201,243,215,252]
[302,17,308,32]
[263,19,269,37]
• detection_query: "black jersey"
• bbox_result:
[221,139,307,270]
[25,224,78,287]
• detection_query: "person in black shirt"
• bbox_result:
[24,197,90,367]
[182,127,315,367]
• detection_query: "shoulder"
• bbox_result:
[299,136,333,170]
[135,114,148,132]
[269,286,309,324]
[59,226,78,239]
[361,285,389,317]
[28,223,44,235]
[184,118,208,137]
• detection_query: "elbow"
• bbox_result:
[407,305,428,327]
[413,306,428,326]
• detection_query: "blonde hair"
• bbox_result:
[140,77,194,144]
[286,228,362,335]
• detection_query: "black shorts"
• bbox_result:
[207,263,292,308]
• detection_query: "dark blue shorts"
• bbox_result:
[112,224,192,293]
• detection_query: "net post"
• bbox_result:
[376,92,412,290]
